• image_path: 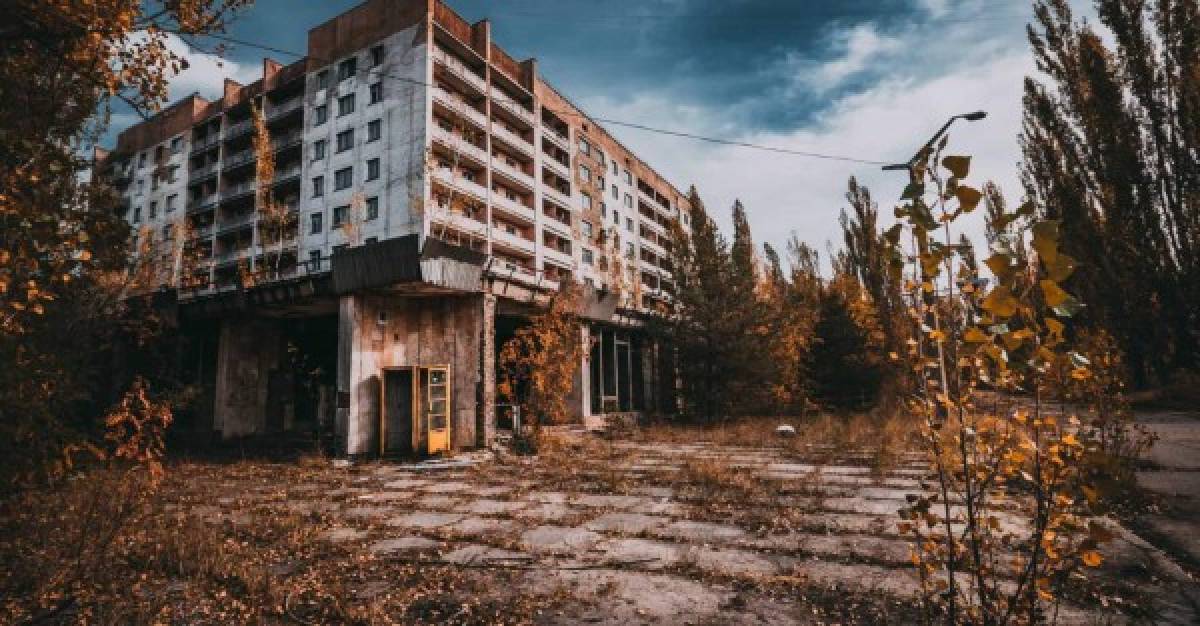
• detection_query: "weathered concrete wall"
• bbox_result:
[338,292,493,456]
[213,317,283,439]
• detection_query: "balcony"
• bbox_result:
[431,167,488,202]
[542,213,573,239]
[639,233,667,257]
[222,149,256,171]
[490,86,535,128]
[272,165,302,186]
[191,222,215,238]
[190,135,220,154]
[638,187,671,215]
[492,226,536,256]
[272,130,303,152]
[268,97,303,120]
[216,211,256,235]
[220,180,257,202]
[432,47,487,94]
[429,206,488,239]
[543,245,574,268]
[542,128,569,152]
[432,126,489,165]
[491,158,534,189]
[542,183,572,208]
[491,124,533,156]
[431,87,489,131]
[224,119,254,139]
[187,194,218,214]
[190,162,219,181]
[492,193,537,224]
[542,155,570,180]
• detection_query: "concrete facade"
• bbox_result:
[95,0,691,456]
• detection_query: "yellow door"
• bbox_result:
[423,366,451,455]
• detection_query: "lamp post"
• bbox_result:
[882,111,988,180]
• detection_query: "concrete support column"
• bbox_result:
[336,294,355,456]
[478,292,496,448]
[213,316,281,439]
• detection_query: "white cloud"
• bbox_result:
[791,24,902,93]
[132,31,259,103]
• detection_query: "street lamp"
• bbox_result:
[882,111,988,176]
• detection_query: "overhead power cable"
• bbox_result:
[171,30,891,166]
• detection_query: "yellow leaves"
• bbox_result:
[955,185,983,213]
[1081,550,1104,567]
[982,285,1019,318]
[964,327,990,343]
[1040,280,1070,307]
[1045,252,1077,282]
[942,155,971,178]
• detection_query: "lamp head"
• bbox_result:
[961,111,988,122]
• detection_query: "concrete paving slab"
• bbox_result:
[585,512,670,534]
[421,481,474,494]
[368,537,439,555]
[517,502,578,522]
[385,512,465,530]
[592,538,684,568]
[656,520,748,543]
[357,491,418,502]
[572,494,648,510]
[442,544,531,565]
[520,525,603,555]
[454,498,529,515]
[383,478,431,490]
[530,569,728,625]
[342,505,393,520]
[684,546,779,576]
[524,491,571,504]
[446,516,518,537]
[322,527,368,543]
[416,494,462,510]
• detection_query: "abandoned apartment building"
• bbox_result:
[93,0,692,457]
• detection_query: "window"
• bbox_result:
[624,170,632,185]
[613,210,620,224]
[162,225,172,241]
[155,146,164,162]
[138,152,146,168]
[369,82,382,104]
[582,249,594,265]
[626,217,633,232]
[314,105,328,125]
[312,176,324,197]
[333,205,348,227]
[371,44,385,67]
[600,202,607,217]
[171,137,182,154]
[582,221,594,237]
[132,206,141,223]
[611,185,618,200]
[579,164,591,182]
[365,196,379,220]
[167,165,178,183]
[337,94,355,117]
[151,175,159,191]
[313,139,327,160]
[308,250,321,267]
[579,139,591,155]
[624,193,633,208]
[365,237,378,245]
[581,194,592,210]
[626,242,635,258]
[337,57,357,81]
[611,160,618,175]
[336,129,353,153]
[366,158,380,181]
[149,201,157,219]
[316,70,329,90]
[334,167,352,191]
[310,212,323,234]
[166,194,177,212]
[598,176,605,190]
[368,119,382,142]
[136,179,144,195]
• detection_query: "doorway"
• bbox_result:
[380,366,451,457]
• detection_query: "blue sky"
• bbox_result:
[114,0,1095,263]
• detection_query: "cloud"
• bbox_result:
[791,24,902,93]
[144,32,260,102]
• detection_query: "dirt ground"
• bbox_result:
[121,413,1200,625]
[4,412,1195,618]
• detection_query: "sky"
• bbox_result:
[109,0,1097,267]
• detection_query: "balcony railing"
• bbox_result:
[492,124,533,156]
[542,183,572,208]
[542,128,569,151]
[272,166,302,185]
[272,130,303,152]
[216,211,256,235]
[187,194,218,214]
[491,193,536,223]
[432,126,489,164]
[220,180,257,201]
[492,226,536,255]
[429,206,488,238]
[268,97,303,120]
[542,156,570,181]
[222,149,256,171]
[492,158,534,188]
[491,87,535,127]
[432,47,487,94]
[431,87,489,131]
[190,162,219,180]
[224,119,253,139]
[431,167,488,201]
[190,135,220,153]
[542,245,574,268]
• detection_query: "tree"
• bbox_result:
[0,1,248,487]
[1021,0,1199,385]
[497,281,584,436]
[252,102,296,278]
[808,262,885,411]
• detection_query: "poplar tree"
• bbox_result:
[1022,0,1200,385]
